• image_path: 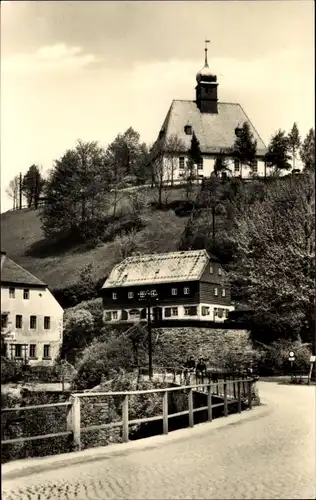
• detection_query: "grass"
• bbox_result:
[1,187,192,291]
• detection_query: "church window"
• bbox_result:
[179,157,185,169]
[234,159,240,172]
[198,158,204,170]
[184,125,192,135]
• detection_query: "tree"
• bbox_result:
[104,128,150,216]
[60,309,95,363]
[22,165,45,209]
[213,149,230,178]
[265,130,291,172]
[228,171,315,352]
[5,175,19,210]
[164,134,186,186]
[233,122,257,177]
[188,132,203,176]
[288,122,301,170]
[300,128,315,172]
[40,140,109,240]
[151,152,167,207]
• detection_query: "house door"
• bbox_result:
[152,307,163,322]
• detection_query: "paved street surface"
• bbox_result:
[2,382,315,499]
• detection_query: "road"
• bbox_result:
[2,382,315,499]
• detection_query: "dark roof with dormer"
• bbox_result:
[102,249,219,289]
[1,253,46,288]
[151,100,267,158]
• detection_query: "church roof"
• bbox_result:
[153,100,267,157]
[1,254,46,287]
[102,249,217,289]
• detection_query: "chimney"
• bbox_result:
[1,251,6,270]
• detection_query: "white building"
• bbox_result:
[1,251,64,366]
[149,44,270,183]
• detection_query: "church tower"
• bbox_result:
[195,40,218,114]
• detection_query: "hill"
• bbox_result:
[0,187,190,293]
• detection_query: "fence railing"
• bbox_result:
[1,378,254,452]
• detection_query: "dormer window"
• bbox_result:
[171,288,178,296]
[128,291,134,299]
[184,287,190,295]
[184,125,192,135]
[218,268,222,276]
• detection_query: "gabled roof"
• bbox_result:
[152,100,267,157]
[102,249,217,289]
[1,254,46,287]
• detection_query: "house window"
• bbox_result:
[43,345,51,359]
[44,317,51,330]
[29,344,36,358]
[105,311,112,321]
[112,292,118,300]
[184,125,192,135]
[23,289,30,300]
[9,288,15,299]
[183,287,190,295]
[184,306,197,316]
[214,307,218,317]
[15,344,22,358]
[16,315,23,329]
[218,308,224,318]
[198,159,204,170]
[128,291,134,299]
[202,306,210,316]
[171,288,177,296]
[172,307,178,316]
[165,308,171,318]
[214,288,218,297]
[179,157,185,169]
[112,311,118,320]
[210,265,213,274]
[1,313,8,329]
[218,268,222,276]
[222,289,226,297]
[234,159,240,172]
[30,316,37,329]
[251,159,258,173]
[129,309,140,320]
[225,309,229,318]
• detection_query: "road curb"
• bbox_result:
[3,404,270,481]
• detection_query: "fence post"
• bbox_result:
[207,384,212,422]
[67,395,81,452]
[163,391,168,435]
[223,380,228,416]
[188,388,194,427]
[237,381,242,413]
[122,395,129,442]
[248,380,253,410]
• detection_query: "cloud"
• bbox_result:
[2,43,102,73]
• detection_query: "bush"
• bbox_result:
[1,358,24,384]
[258,338,311,375]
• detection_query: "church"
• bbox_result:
[149,42,268,182]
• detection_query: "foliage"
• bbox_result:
[288,122,301,170]
[73,325,149,390]
[213,150,230,177]
[265,130,291,171]
[22,165,45,209]
[5,175,20,210]
[1,357,24,384]
[300,128,315,171]
[233,122,257,167]
[61,308,95,363]
[40,140,110,241]
[258,338,311,375]
[228,171,315,346]
[188,132,203,167]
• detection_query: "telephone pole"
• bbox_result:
[19,173,22,209]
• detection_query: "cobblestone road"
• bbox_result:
[3,382,315,499]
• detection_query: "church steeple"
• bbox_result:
[195,39,218,114]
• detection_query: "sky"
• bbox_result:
[1,0,314,212]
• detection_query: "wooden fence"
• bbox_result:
[1,378,254,453]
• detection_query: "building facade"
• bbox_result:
[1,251,63,366]
[101,250,234,324]
[149,44,270,183]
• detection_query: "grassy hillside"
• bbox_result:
[1,187,190,291]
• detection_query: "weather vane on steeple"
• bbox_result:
[204,38,210,67]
